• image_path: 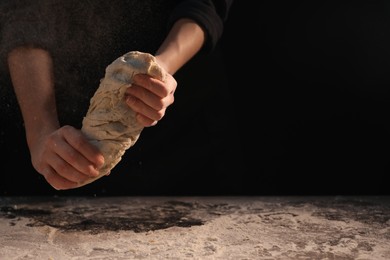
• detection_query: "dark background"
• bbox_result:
[221,1,390,195]
[1,1,390,196]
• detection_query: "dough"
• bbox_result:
[80,51,167,186]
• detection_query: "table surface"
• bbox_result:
[1,196,389,259]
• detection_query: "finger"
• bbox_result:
[41,166,80,190]
[60,126,104,171]
[125,94,165,122]
[52,137,100,178]
[135,113,158,127]
[133,74,175,97]
[48,152,94,183]
[126,85,166,111]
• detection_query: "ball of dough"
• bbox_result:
[80,51,167,186]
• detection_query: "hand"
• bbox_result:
[124,73,177,127]
[29,125,105,190]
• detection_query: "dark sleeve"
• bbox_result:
[167,0,234,52]
[0,0,57,69]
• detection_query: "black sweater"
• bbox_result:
[0,0,233,65]
[0,0,233,123]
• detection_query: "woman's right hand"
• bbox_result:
[29,125,105,190]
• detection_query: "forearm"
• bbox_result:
[155,18,205,75]
[7,47,60,148]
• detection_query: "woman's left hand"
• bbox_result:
[125,73,177,127]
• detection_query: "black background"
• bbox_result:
[1,1,390,196]
[221,1,390,195]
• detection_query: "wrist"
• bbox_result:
[154,55,174,75]
[25,119,59,150]
[154,18,205,75]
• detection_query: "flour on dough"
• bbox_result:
[80,51,167,186]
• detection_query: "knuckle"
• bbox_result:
[129,99,141,112]
[160,87,170,97]
[154,101,165,111]
[155,110,165,120]
[55,160,68,173]
[61,125,73,134]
